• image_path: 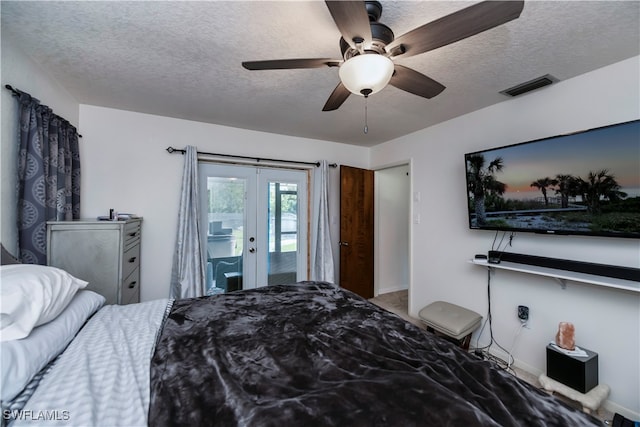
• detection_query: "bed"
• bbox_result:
[1,261,603,426]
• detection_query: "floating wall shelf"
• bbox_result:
[470,259,639,293]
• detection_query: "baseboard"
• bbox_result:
[484,346,543,378]
[375,284,408,296]
[600,401,640,422]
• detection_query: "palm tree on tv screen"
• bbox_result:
[531,176,558,207]
[466,154,506,225]
[554,174,581,209]
[578,169,627,214]
[530,177,559,206]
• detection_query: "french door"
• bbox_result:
[199,164,308,294]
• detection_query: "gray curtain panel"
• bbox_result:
[16,91,80,265]
[170,145,206,299]
[312,160,335,282]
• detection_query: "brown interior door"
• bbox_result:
[339,165,374,299]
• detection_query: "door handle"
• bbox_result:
[339,241,349,246]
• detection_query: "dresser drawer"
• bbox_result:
[124,220,141,250]
[121,267,140,305]
[122,243,140,280]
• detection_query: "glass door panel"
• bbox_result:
[258,169,308,286]
[267,181,298,285]
[200,164,308,293]
[200,165,255,295]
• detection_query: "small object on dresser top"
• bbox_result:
[115,213,136,220]
[97,213,137,221]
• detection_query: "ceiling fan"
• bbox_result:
[242,1,524,111]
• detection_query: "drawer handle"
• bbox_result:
[128,232,137,237]
[128,256,137,263]
[128,281,137,289]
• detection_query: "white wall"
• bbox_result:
[78,105,369,301]
[370,56,640,417]
[375,164,410,295]
[1,33,80,252]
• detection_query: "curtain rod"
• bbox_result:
[166,146,337,168]
[4,84,83,138]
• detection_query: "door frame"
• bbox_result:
[373,162,412,297]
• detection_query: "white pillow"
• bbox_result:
[1,290,105,403]
[0,264,88,341]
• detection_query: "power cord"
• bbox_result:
[506,322,526,371]
[472,258,521,374]
[490,231,516,264]
[490,230,503,251]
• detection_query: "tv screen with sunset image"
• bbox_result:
[465,119,640,238]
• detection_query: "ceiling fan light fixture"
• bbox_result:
[339,54,394,96]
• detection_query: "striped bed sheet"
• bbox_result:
[9,298,170,427]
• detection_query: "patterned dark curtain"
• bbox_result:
[15,91,81,264]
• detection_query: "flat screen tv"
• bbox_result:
[465,119,640,238]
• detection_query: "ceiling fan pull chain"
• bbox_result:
[363,95,368,134]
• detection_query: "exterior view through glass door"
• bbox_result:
[199,164,308,294]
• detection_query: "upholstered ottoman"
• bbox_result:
[419,301,482,350]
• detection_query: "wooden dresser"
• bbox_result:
[46,218,142,305]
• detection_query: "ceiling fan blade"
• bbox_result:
[322,82,351,111]
[242,59,341,70]
[387,1,524,59]
[325,1,372,48]
[389,65,445,99]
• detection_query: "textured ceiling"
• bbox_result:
[2,1,639,147]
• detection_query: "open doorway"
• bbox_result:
[374,163,410,297]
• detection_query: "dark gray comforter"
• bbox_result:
[149,282,601,426]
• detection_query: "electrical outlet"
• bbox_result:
[517,305,529,322]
